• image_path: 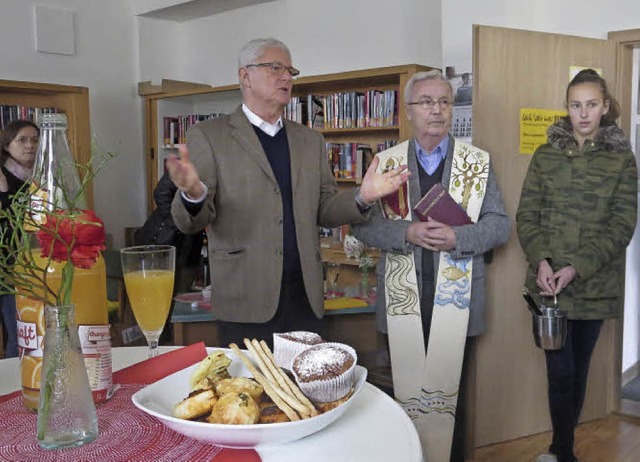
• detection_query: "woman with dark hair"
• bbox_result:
[0,119,39,357]
[517,69,637,462]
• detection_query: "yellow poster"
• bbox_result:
[520,108,566,155]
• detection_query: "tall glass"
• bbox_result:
[120,245,175,358]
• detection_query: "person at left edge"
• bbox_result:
[0,120,39,358]
[168,37,409,348]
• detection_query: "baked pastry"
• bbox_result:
[215,377,264,403]
[292,342,357,403]
[315,388,354,414]
[207,392,260,425]
[273,331,324,370]
[174,388,218,420]
[258,399,291,424]
[189,350,233,389]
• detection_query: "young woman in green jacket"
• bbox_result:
[517,69,638,462]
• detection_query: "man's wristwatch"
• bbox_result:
[355,187,373,211]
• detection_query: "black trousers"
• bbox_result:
[545,319,603,462]
[216,272,324,350]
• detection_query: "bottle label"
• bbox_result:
[78,324,113,404]
[16,320,44,356]
[24,186,49,231]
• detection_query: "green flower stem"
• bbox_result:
[61,263,74,306]
[36,307,68,439]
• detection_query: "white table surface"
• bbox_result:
[0,347,423,462]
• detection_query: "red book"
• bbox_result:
[413,183,473,226]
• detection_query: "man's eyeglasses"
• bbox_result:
[245,62,300,77]
[13,136,39,145]
[406,99,452,111]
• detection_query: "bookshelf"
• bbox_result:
[138,79,240,211]
[0,79,92,206]
[138,64,433,266]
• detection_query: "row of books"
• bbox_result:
[376,140,398,152]
[162,113,226,146]
[283,91,398,130]
[283,97,305,125]
[326,140,400,182]
[326,142,373,183]
[0,105,59,130]
[320,90,397,129]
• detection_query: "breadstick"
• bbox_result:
[229,343,300,421]
[244,339,311,418]
[251,339,313,417]
[259,339,318,416]
[243,338,278,385]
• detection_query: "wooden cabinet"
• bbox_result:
[0,79,92,206]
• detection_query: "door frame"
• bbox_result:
[609,28,640,417]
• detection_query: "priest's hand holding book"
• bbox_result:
[407,219,456,252]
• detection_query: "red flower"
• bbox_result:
[37,209,106,269]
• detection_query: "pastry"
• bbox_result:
[292,342,357,403]
[273,331,324,370]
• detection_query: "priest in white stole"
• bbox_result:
[352,70,510,462]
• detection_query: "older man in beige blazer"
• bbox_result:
[168,38,408,347]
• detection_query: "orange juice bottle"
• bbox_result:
[16,251,112,409]
[17,113,112,410]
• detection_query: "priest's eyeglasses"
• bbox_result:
[407,98,452,111]
[246,62,300,77]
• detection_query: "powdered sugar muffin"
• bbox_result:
[292,342,357,403]
[273,331,324,370]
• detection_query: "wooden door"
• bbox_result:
[472,25,617,446]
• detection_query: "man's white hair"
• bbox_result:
[237,38,290,69]
[404,69,453,104]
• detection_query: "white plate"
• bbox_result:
[131,347,367,448]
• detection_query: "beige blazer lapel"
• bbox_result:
[283,120,304,194]
[228,107,277,185]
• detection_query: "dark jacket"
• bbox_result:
[516,118,637,319]
[0,166,27,276]
[136,173,203,292]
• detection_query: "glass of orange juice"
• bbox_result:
[120,245,175,358]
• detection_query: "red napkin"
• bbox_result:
[113,341,208,384]
[113,342,261,462]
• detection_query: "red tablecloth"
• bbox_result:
[0,343,261,462]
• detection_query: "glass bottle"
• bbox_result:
[37,304,98,449]
[16,113,112,410]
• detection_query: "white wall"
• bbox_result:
[137,0,441,86]
[442,0,640,71]
[0,0,146,248]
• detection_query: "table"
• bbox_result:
[0,347,423,462]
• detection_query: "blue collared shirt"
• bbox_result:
[415,137,448,175]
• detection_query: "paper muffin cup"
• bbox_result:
[273,331,324,370]
[292,342,357,403]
